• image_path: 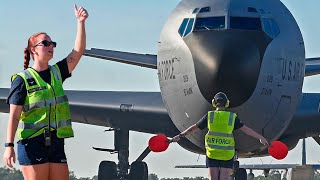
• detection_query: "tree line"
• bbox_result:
[2,167,320,180]
[0,166,97,180]
[0,167,208,180]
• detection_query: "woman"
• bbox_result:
[171,92,269,180]
[3,4,88,180]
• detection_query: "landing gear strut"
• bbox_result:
[233,154,247,180]
[93,128,150,180]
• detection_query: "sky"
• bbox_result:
[1,0,320,179]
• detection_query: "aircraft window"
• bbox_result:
[192,8,199,14]
[248,7,257,13]
[262,18,280,38]
[262,18,273,37]
[178,18,189,37]
[199,7,211,13]
[230,17,262,31]
[194,17,225,31]
[183,18,195,37]
[269,19,280,37]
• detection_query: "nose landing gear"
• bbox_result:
[94,128,150,180]
[233,154,248,180]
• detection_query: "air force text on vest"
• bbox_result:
[207,137,231,145]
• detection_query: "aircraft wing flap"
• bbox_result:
[305,57,320,76]
[84,48,157,69]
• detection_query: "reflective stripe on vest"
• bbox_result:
[228,112,234,126]
[18,119,72,130]
[15,65,74,140]
[205,111,236,160]
[50,65,61,81]
[207,131,234,138]
[206,144,234,150]
[209,112,214,123]
[23,95,68,112]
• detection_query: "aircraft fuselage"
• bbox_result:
[158,0,305,156]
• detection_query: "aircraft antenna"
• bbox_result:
[302,138,306,165]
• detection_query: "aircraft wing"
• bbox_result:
[84,50,320,76]
[175,164,298,169]
[281,93,320,141]
[305,57,320,76]
[0,88,178,137]
[246,93,320,157]
[175,164,320,170]
[84,48,157,69]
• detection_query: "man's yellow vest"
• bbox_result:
[13,65,74,140]
[205,110,236,160]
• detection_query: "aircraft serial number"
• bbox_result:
[158,58,178,81]
[266,75,273,83]
[183,87,193,96]
[183,75,189,82]
[261,88,272,96]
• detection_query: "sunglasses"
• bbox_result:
[33,40,57,48]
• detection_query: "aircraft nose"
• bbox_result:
[184,30,272,107]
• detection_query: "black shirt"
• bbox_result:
[7,59,71,105]
[196,112,244,130]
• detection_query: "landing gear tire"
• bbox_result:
[235,168,247,180]
[98,161,117,180]
[247,172,254,180]
[129,161,148,180]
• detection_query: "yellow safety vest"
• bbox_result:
[205,110,236,160]
[13,65,74,140]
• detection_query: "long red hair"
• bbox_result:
[24,32,47,70]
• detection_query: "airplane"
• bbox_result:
[1,0,320,179]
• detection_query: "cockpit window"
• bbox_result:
[178,18,195,37]
[262,18,280,38]
[192,8,199,14]
[194,17,225,31]
[178,19,189,36]
[230,17,262,31]
[262,18,272,36]
[184,18,194,37]
[269,19,280,37]
[199,7,211,13]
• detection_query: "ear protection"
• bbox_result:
[212,99,230,108]
[212,92,230,108]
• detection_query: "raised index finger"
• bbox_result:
[74,4,78,11]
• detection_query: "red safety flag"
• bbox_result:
[149,134,170,152]
[268,141,288,160]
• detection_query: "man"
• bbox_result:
[171,92,269,180]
